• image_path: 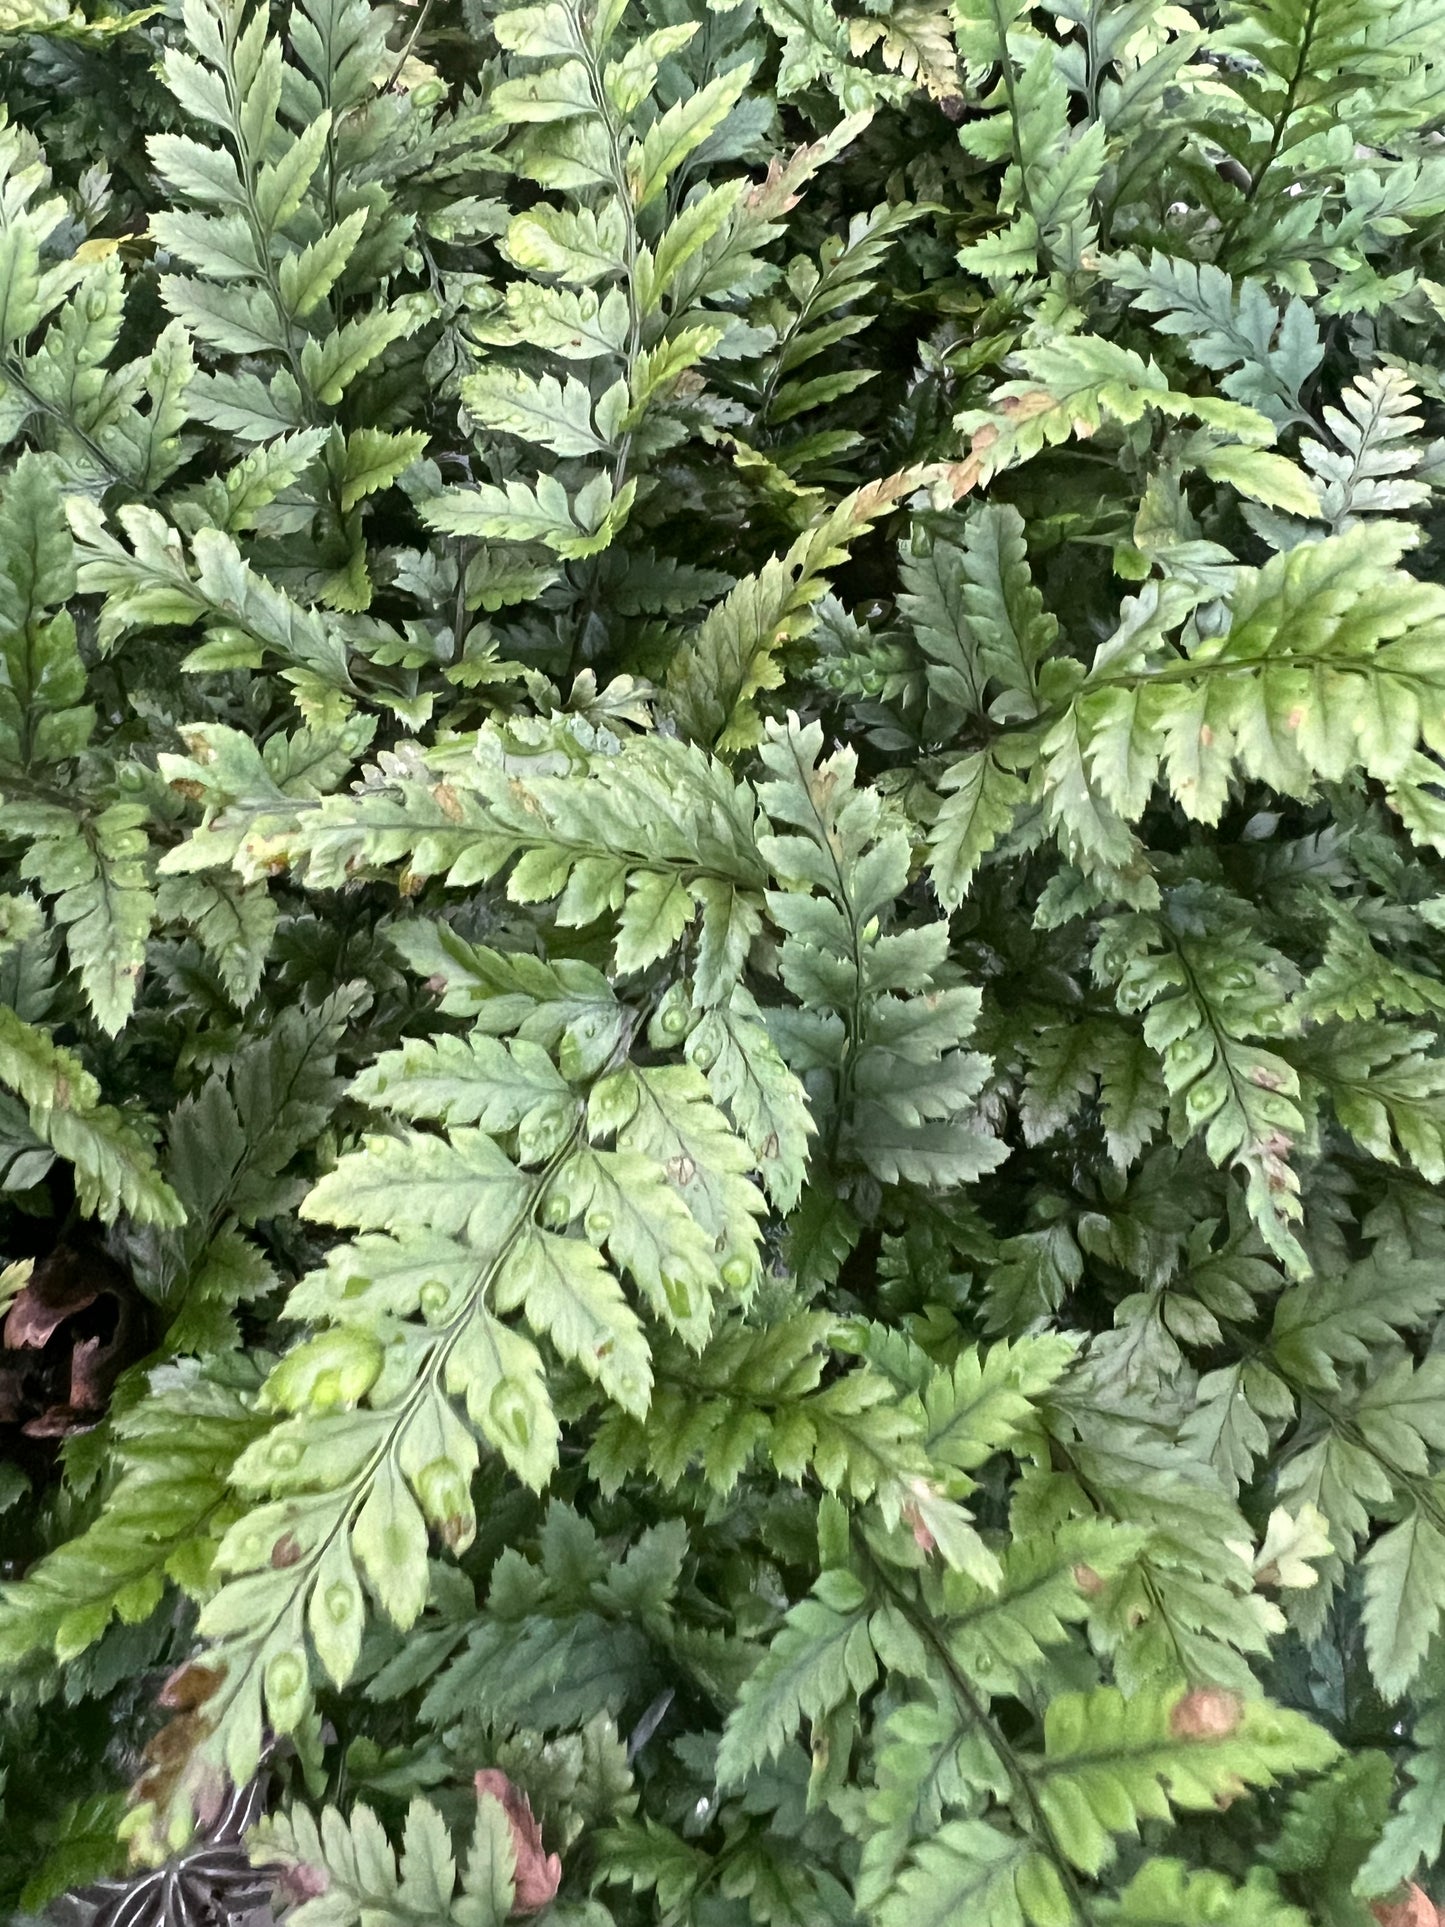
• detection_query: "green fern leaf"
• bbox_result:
[1030,1686,1339,1875]
[0,1006,182,1224]
[1095,1858,1311,1927]
[717,1569,878,1785]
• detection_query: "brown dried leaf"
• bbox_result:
[1,1244,143,1439]
[22,1407,84,1438]
[743,111,873,220]
[69,1334,110,1412]
[4,1269,99,1349]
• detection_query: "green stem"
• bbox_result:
[1216,0,1321,264]
[217,0,313,411]
[574,5,644,497]
[860,1539,1092,1926]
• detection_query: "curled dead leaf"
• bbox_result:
[474,1769,563,1917]
[1,1242,144,1442]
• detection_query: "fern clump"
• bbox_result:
[4,0,1445,1921]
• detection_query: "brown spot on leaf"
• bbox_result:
[270,1533,302,1569]
[132,1709,227,1840]
[158,1661,225,1713]
[1169,1687,1243,1741]
[274,1860,330,1908]
[902,1502,936,1555]
[440,1512,474,1552]
[474,1769,563,1916]
[1072,1564,1106,1596]
[999,391,1055,423]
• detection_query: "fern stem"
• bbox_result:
[990,0,1047,275]
[0,354,147,497]
[1216,0,1322,264]
[199,1122,585,1767]
[382,0,437,99]
[574,0,644,498]
[861,1542,1092,1924]
[217,0,313,411]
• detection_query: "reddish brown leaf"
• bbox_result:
[901,1500,935,1554]
[475,1769,563,1916]
[273,1860,329,1908]
[132,1708,227,1842]
[69,1334,110,1412]
[1373,1885,1443,1927]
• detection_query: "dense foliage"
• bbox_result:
[4,0,1445,1920]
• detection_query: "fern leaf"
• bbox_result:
[0,1363,266,1666]
[1358,1687,1445,1893]
[928,750,1026,908]
[1362,1502,1445,1701]
[1030,1686,1339,1875]
[19,801,154,1032]
[685,991,815,1210]
[1110,253,1322,427]
[1096,1858,1311,1927]
[874,1821,1039,1927]
[0,1006,182,1224]
[665,463,977,753]
[1300,367,1433,530]
[250,1792,516,1927]
[717,1570,877,1785]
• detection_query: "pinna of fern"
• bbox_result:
[6,0,1445,1921]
